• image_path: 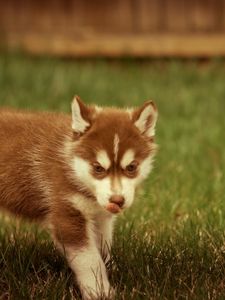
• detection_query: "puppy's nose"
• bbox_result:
[109,195,125,208]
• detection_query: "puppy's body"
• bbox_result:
[0,110,69,218]
[0,98,158,299]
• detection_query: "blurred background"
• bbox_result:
[1,2,225,299]
[0,0,225,57]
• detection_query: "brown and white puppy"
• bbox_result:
[0,96,158,299]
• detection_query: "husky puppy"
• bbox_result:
[0,96,158,299]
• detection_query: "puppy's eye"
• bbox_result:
[93,163,106,174]
[126,161,138,173]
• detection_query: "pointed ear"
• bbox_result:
[71,96,91,135]
[133,101,158,138]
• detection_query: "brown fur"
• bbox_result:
[0,99,157,298]
[0,109,87,247]
[51,201,87,247]
[0,99,155,262]
[0,105,156,237]
[74,109,155,171]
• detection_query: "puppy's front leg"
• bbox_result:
[51,204,111,299]
[66,243,110,300]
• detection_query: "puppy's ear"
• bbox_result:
[71,96,91,136]
[133,101,158,138]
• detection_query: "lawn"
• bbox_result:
[0,54,225,299]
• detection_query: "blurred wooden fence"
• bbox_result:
[0,0,225,57]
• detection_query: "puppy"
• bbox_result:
[0,96,158,299]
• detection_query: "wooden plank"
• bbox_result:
[1,0,224,34]
[190,0,219,32]
[2,32,225,57]
[164,0,189,32]
[222,0,225,30]
[0,1,17,31]
[81,0,133,33]
[134,0,164,32]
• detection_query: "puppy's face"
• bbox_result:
[70,97,158,214]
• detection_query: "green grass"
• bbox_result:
[0,54,225,299]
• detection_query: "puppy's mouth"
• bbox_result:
[106,203,122,214]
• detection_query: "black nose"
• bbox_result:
[109,195,125,208]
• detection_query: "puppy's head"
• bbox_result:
[69,96,158,214]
